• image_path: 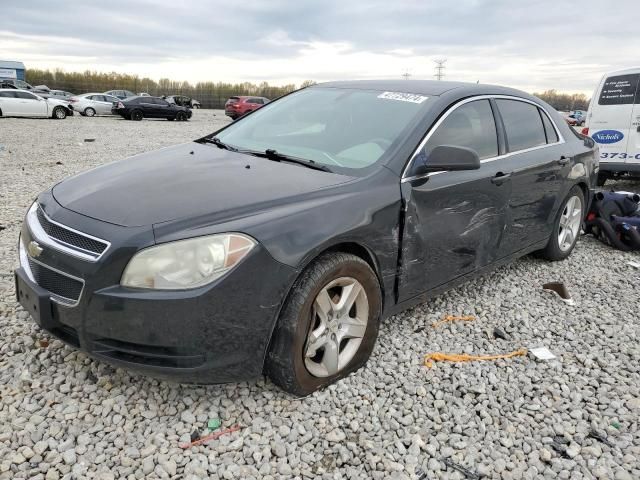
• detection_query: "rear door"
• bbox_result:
[0,91,20,115]
[399,99,512,300]
[494,98,567,254]
[590,73,639,164]
[628,81,640,167]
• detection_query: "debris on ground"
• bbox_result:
[179,425,241,449]
[424,349,527,368]
[588,429,614,447]
[611,422,621,430]
[207,418,221,431]
[627,261,640,269]
[432,314,476,328]
[84,138,96,142]
[442,458,483,479]
[190,429,200,442]
[38,339,49,348]
[0,224,6,232]
[529,346,557,361]
[543,282,575,305]
[492,327,509,340]
[413,326,425,333]
[55,161,63,165]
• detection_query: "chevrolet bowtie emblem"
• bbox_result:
[27,241,43,258]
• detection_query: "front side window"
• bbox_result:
[424,99,498,160]
[497,99,546,152]
[15,92,37,100]
[598,74,639,105]
[212,87,428,172]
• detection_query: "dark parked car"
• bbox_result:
[165,95,201,109]
[224,95,269,119]
[15,80,597,396]
[105,89,136,100]
[112,96,192,121]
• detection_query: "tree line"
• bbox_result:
[25,68,589,111]
[25,69,310,108]
[532,89,590,111]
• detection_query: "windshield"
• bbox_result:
[210,87,428,172]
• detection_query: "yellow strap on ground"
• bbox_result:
[431,315,476,328]
[424,349,528,368]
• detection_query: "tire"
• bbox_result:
[266,253,382,396]
[539,186,585,261]
[84,107,96,117]
[175,111,187,121]
[52,107,67,120]
[131,110,143,121]
[596,174,608,187]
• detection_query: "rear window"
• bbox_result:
[496,99,547,152]
[598,74,640,105]
[228,97,240,102]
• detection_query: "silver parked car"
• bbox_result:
[69,93,120,116]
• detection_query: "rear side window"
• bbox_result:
[539,109,559,143]
[496,99,546,151]
[0,91,15,98]
[598,74,640,105]
[425,99,498,160]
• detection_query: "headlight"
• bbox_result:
[121,233,256,290]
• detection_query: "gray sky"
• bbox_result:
[3,0,638,94]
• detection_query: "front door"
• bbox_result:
[399,99,512,301]
[15,91,47,116]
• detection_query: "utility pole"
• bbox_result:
[434,59,447,81]
[402,69,412,80]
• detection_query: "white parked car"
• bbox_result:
[585,67,640,185]
[68,93,120,117]
[0,88,72,119]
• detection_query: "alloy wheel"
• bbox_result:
[304,277,368,377]
[558,195,583,252]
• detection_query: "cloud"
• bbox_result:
[2,0,639,94]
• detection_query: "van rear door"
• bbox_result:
[590,73,639,164]
[628,84,640,167]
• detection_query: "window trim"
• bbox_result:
[401,94,565,182]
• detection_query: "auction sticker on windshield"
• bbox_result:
[378,92,428,103]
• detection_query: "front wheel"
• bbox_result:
[175,111,187,121]
[52,107,67,120]
[266,253,382,396]
[539,186,584,261]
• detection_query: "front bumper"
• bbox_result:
[16,195,297,383]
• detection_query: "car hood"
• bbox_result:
[52,142,354,227]
[46,97,68,106]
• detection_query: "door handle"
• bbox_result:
[491,172,511,185]
[558,156,570,165]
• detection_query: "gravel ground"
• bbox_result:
[0,111,639,480]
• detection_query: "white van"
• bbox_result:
[585,67,640,185]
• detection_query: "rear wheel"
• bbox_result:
[52,107,67,120]
[266,253,382,396]
[131,110,143,121]
[539,186,584,261]
[84,107,96,117]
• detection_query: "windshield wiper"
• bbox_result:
[253,149,332,172]
[202,137,237,151]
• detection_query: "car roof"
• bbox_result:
[312,79,529,98]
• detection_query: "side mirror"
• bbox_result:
[413,145,481,176]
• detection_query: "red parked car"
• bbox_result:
[224,96,269,119]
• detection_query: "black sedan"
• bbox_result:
[112,95,192,121]
[15,80,597,396]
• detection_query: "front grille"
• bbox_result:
[36,207,108,255]
[27,258,83,304]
